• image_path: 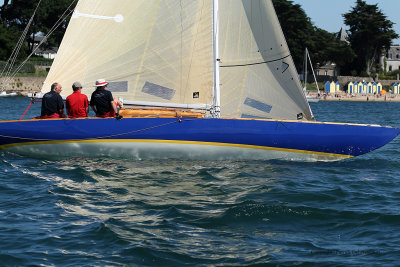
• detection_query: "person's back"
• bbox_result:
[41,82,65,119]
[90,89,114,116]
[66,82,88,118]
[90,79,118,118]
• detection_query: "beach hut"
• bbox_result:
[372,82,377,94]
[377,83,382,94]
[347,82,354,94]
[367,82,373,94]
[353,82,359,93]
[331,81,336,94]
[325,81,331,93]
[393,83,399,94]
[362,82,368,94]
[335,81,341,92]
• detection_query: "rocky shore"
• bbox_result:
[0,77,45,96]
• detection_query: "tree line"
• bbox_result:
[0,0,75,61]
[0,0,397,77]
[273,0,398,77]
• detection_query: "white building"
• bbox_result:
[381,45,400,72]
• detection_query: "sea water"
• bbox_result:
[0,97,399,265]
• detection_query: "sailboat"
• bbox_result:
[0,0,398,161]
[0,91,17,97]
[303,48,320,103]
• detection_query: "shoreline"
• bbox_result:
[307,91,400,102]
[1,77,44,97]
[3,81,400,102]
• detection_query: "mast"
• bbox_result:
[212,0,220,118]
[304,48,308,89]
[306,48,320,94]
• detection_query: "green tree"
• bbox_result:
[310,28,355,76]
[343,0,398,75]
[0,0,20,61]
[272,0,314,71]
[273,0,354,75]
[0,0,75,59]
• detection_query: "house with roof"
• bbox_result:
[29,35,58,59]
[381,45,400,72]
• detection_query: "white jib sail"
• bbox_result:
[218,0,313,120]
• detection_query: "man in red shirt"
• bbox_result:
[66,81,89,118]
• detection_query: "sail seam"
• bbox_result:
[220,54,290,67]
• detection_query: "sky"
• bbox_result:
[0,0,398,42]
[292,0,400,44]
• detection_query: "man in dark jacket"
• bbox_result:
[41,82,66,119]
[90,79,121,119]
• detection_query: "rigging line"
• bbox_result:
[0,0,44,90]
[8,13,35,71]
[4,0,78,84]
[220,54,291,68]
[7,2,77,80]
[2,20,30,77]
[1,0,41,75]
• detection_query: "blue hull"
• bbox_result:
[0,117,399,160]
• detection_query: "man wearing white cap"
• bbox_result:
[90,79,121,119]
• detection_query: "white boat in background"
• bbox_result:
[303,48,320,103]
[306,95,320,103]
[0,91,17,97]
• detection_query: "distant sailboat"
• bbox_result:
[0,91,17,97]
[303,48,320,103]
[0,0,398,161]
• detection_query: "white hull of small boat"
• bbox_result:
[0,92,17,97]
[306,96,320,103]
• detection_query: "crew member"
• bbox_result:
[66,81,89,118]
[90,79,122,119]
[41,82,66,119]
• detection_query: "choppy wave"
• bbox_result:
[0,99,400,265]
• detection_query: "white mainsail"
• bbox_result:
[42,0,214,107]
[42,0,313,120]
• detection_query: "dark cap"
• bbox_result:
[72,81,82,90]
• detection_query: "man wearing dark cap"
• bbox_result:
[41,82,66,119]
[66,81,89,118]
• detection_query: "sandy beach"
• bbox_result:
[306,91,400,102]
